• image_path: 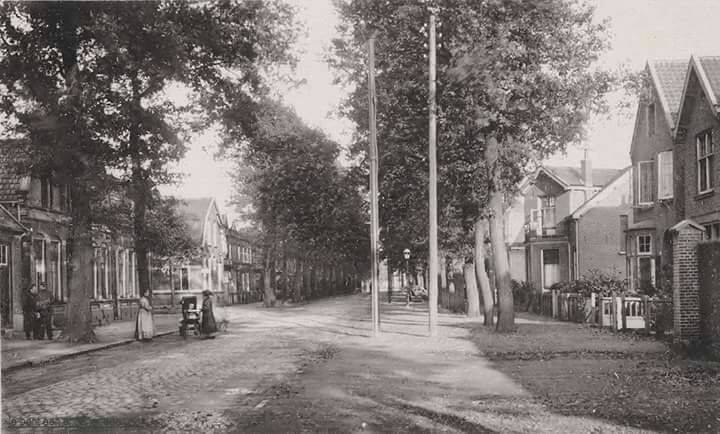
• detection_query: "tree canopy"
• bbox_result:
[331,0,616,329]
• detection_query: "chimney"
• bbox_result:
[581,148,592,187]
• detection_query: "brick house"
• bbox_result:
[0,204,29,330]
[624,59,687,292]
[0,140,142,332]
[673,56,720,238]
[505,158,625,290]
[225,224,263,304]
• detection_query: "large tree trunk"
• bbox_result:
[489,191,514,331]
[64,192,96,343]
[464,262,481,318]
[57,4,95,343]
[475,219,495,326]
[295,260,303,302]
[132,170,150,296]
[129,73,151,296]
[262,247,276,307]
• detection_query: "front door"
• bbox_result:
[0,242,11,327]
[542,248,561,289]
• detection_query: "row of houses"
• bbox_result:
[504,55,720,298]
[0,141,268,335]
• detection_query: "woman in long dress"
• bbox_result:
[135,290,155,341]
[200,290,217,338]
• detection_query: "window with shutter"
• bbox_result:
[657,151,673,199]
[637,161,654,204]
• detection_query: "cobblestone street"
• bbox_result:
[2,294,719,433]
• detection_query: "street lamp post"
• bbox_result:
[403,248,410,305]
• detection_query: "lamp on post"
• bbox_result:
[403,248,410,287]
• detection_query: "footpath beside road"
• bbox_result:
[1,313,180,371]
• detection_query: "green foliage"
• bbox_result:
[511,279,537,311]
[226,99,370,278]
[549,269,628,297]
[331,0,618,274]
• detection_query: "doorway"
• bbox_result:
[0,242,11,327]
[542,248,561,289]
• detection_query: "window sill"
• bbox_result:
[633,203,654,209]
[695,189,715,200]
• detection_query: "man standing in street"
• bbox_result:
[35,282,54,340]
[21,283,38,340]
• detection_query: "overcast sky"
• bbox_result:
[168,0,720,218]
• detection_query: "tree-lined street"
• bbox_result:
[3,295,719,432]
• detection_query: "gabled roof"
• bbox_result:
[647,59,688,128]
[569,166,632,219]
[0,204,29,234]
[0,140,32,202]
[674,55,720,139]
[176,197,217,245]
[542,165,623,188]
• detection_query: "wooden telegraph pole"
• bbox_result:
[367,30,381,336]
[427,11,439,336]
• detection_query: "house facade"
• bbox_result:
[673,56,720,239]
[567,167,632,280]
[0,140,142,332]
[624,59,687,292]
[153,197,229,305]
[225,225,263,304]
[506,158,625,290]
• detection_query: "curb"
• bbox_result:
[2,330,176,373]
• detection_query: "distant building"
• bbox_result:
[505,157,627,290]
[152,197,229,305]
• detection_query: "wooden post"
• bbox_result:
[427,10,439,337]
[610,291,618,332]
[367,31,380,336]
[590,292,596,324]
[642,295,650,335]
[620,293,627,331]
[551,290,558,318]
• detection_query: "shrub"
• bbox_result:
[549,269,628,297]
[512,279,538,312]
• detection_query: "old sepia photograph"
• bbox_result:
[1,0,719,432]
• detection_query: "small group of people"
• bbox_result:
[135,289,217,341]
[21,283,55,340]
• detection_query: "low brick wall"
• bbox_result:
[698,241,720,357]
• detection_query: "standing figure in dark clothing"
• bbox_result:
[200,290,217,338]
[35,282,54,340]
[21,284,38,340]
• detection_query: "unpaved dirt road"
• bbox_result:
[3,294,719,433]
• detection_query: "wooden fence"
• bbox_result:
[526,290,673,333]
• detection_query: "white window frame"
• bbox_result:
[697,130,714,194]
[637,235,652,255]
[704,222,720,240]
[0,244,7,266]
[637,161,655,205]
[33,238,46,287]
[657,151,673,200]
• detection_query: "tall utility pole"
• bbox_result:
[427,11,439,336]
[367,31,381,336]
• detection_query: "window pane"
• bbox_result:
[700,159,709,191]
[47,241,59,299]
[33,239,45,285]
